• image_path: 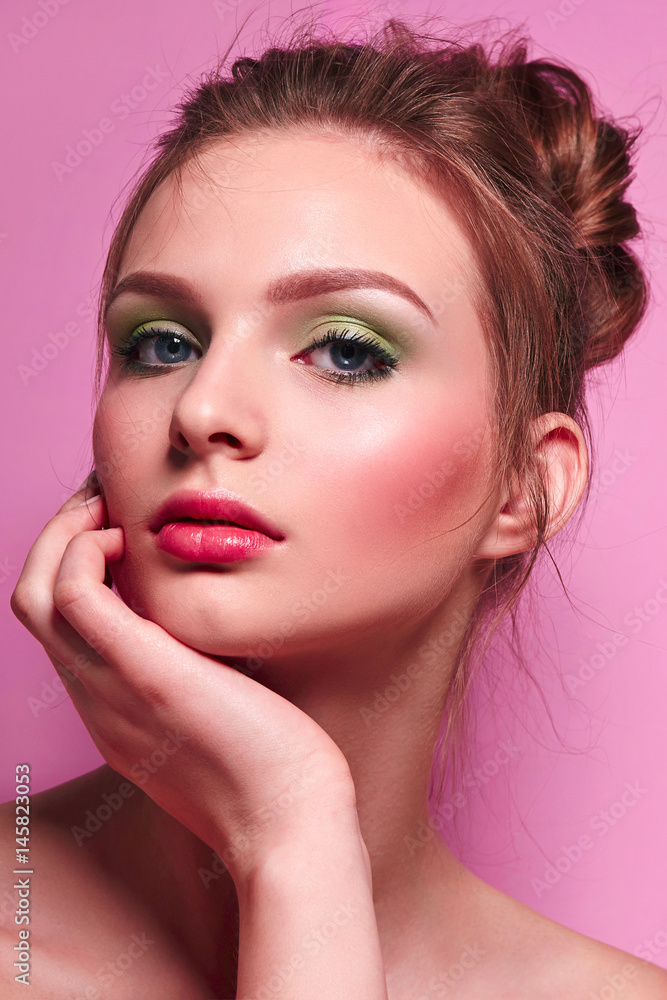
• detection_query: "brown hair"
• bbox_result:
[91,14,649,804]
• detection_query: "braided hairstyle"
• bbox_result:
[94,14,649,797]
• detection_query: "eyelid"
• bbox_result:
[134,319,200,340]
[308,315,401,355]
[117,320,202,351]
[113,313,404,371]
[108,311,199,337]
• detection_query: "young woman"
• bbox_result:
[3,15,665,999]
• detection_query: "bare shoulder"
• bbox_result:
[0,766,212,999]
[532,915,667,1000]
[460,871,667,999]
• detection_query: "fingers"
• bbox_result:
[11,494,107,640]
[10,474,112,676]
[53,526,172,690]
[71,469,101,501]
[12,473,178,704]
[53,525,127,650]
[44,525,133,684]
[14,482,108,592]
[58,470,103,513]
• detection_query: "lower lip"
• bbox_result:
[154,523,280,563]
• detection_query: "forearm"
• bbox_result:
[233,793,388,1000]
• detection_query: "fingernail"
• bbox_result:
[75,495,102,507]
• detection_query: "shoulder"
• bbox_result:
[460,872,667,999]
[0,767,210,999]
[533,920,667,999]
[0,763,139,892]
[537,929,667,999]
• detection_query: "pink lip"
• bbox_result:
[149,489,285,563]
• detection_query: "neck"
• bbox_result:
[140,581,483,982]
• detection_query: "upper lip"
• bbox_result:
[149,489,285,541]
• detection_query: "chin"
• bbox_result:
[108,559,293,664]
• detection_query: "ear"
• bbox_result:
[473,412,589,561]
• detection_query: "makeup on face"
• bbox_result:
[149,488,285,564]
[94,131,494,662]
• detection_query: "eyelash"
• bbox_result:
[110,324,400,384]
[297,327,399,384]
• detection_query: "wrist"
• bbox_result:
[232,784,386,1000]
[236,803,371,912]
[224,775,364,889]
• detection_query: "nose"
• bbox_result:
[167,332,270,461]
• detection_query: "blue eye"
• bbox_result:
[111,323,201,373]
[111,321,400,384]
[294,326,400,384]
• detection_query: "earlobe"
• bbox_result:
[473,412,589,562]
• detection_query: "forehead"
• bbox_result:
[119,129,479,302]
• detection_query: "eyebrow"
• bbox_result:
[105,267,436,323]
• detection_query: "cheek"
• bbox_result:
[305,395,493,570]
[91,389,171,568]
[92,386,167,489]
[91,401,125,494]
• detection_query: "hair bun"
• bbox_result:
[500,52,649,369]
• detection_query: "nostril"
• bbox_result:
[209,431,243,448]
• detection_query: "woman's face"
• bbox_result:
[95,129,502,668]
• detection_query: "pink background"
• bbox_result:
[2,0,666,961]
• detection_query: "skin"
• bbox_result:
[4,129,667,998]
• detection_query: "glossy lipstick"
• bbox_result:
[149,489,284,563]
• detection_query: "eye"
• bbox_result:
[110,319,400,384]
[293,326,400,385]
[111,322,202,373]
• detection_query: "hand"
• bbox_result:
[10,478,356,882]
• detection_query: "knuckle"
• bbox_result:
[53,577,87,614]
[10,581,37,624]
